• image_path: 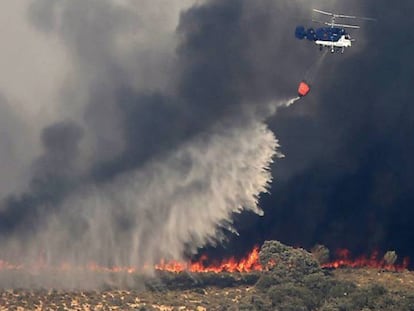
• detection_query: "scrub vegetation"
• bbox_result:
[1,240,414,310]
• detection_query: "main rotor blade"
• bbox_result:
[357,16,377,21]
[328,22,360,29]
[314,8,376,21]
[336,14,357,19]
[336,14,376,21]
[313,9,334,16]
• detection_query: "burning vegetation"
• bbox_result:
[0,242,408,276]
[321,248,409,272]
[154,246,262,274]
[1,240,414,310]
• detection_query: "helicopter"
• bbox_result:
[295,9,375,53]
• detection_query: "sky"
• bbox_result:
[0,0,413,285]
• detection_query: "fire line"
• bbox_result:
[0,247,410,274]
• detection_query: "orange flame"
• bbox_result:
[155,246,262,273]
[0,246,410,274]
[322,248,409,272]
[0,260,23,271]
[0,246,262,274]
[87,262,137,274]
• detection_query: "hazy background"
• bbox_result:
[0,0,412,287]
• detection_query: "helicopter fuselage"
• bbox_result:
[295,26,353,53]
[315,34,352,53]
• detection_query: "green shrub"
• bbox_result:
[267,283,317,311]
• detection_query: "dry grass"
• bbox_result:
[1,240,413,310]
[332,268,414,292]
[0,268,414,310]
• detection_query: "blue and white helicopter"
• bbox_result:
[295,9,375,54]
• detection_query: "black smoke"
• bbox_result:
[214,0,414,266]
[1,0,412,276]
[0,0,309,237]
[0,0,303,281]
[0,121,83,235]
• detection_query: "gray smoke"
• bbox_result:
[0,0,365,287]
[18,122,279,267]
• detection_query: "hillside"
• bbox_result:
[1,241,414,310]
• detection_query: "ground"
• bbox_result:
[1,241,414,310]
[1,268,414,310]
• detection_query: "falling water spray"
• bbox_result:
[0,0,312,288]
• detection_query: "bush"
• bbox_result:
[311,244,330,265]
[259,240,322,282]
[239,294,271,311]
[267,283,317,311]
[347,284,389,310]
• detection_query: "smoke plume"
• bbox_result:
[4,0,393,287]
[0,0,324,287]
[220,0,414,268]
